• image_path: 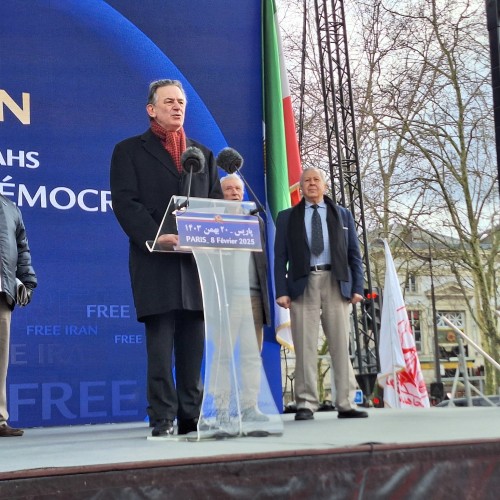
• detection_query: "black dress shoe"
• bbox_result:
[152,419,174,436]
[294,408,314,421]
[337,409,368,419]
[177,417,199,435]
[0,424,24,437]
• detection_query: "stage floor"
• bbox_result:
[2,406,500,476]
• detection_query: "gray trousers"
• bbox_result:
[290,271,355,412]
[0,294,12,424]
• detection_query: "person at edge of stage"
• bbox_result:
[110,79,222,437]
[274,167,368,421]
[219,173,271,420]
[0,195,37,437]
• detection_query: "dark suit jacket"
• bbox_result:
[253,216,271,326]
[274,196,364,301]
[110,128,222,321]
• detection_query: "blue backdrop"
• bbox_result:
[0,0,281,427]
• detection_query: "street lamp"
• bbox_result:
[380,233,442,389]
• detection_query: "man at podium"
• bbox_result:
[110,79,222,438]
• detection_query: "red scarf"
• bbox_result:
[150,120,187,173]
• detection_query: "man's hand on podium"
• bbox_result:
[157,233,179,250]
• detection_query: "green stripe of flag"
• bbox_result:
[262,0,291,221]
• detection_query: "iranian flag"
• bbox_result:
[262,0,302,349]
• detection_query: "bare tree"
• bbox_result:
[277,0,500,391]
[362,0,500,391]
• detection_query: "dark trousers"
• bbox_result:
[145,310,205,422]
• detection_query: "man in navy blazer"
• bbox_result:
[274,167,368,420]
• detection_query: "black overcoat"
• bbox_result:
[110,129,223,321]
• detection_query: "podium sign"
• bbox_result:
[146,196,260,252]
[176,211,262,251]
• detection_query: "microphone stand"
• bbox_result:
[176,167,193,210]
[237,170,266,216]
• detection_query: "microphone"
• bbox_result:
[177,147,205,210]
[182,146,205,174]
[216,147,244,174]
[216,147,265,216]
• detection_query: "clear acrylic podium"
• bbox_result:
[148,196,283,439]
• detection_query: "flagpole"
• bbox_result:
[392,367,401,408]
[388,292,401,408]
[427,243,441,387]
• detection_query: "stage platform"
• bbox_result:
[1,407,500,499]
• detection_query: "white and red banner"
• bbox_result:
[377,240,430,408]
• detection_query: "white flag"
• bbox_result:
[266,206,294,351]
[377,240,430,408]
[275,306,294,351]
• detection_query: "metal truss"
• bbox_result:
[310,0,380,393]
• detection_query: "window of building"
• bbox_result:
[436,310,465,348]
[405,273,417,293]
[436,310,468,374]
[407,310,421,351]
